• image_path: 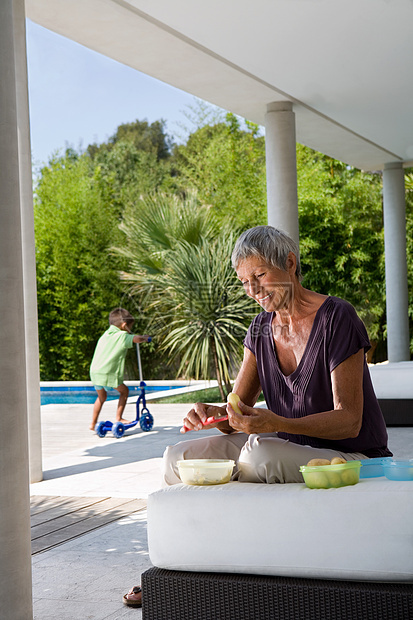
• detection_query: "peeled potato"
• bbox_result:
[227,392,243,415]
[306,458,331,467]
[327,472,343,487]
[331,457,347,465]
[341,469,359,485]
[307,472,329,488]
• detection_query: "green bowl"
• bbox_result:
[299,460,361,489]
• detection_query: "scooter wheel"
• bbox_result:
[95,421,107,438]
[112,422,125,438]
[139,412,154,432]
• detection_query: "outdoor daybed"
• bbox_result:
[141,478,413,620]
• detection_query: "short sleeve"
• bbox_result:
[243,312,267,356]
[243,322,256,355]
[121,333,135,349]
[327,299,371,372]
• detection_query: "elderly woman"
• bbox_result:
[163,225,392,485]
[123,225,392,606]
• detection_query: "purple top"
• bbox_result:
[244,296,392,457]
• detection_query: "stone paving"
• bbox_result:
[31,400,218,620]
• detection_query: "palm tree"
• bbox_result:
[114,191,219,277]
[406,173,413,193]
[146,235,257,400]
[114,195,256,398]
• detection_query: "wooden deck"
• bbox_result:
[30,495,147,555]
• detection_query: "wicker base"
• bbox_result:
[379,398,413,426]
[142,567,413,620]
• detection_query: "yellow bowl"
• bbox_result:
[177,459,235,485]
[299,461,361,489]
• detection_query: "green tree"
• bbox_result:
[34,153,126,379]
[87,119,174,210]
[93,141,170,210]
[297,145,385,358]
[87,119,172,161]
[404,172,413,193]
[34,119,175,381]
[173,112,267,227]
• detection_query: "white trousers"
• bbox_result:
[162,432,367,485]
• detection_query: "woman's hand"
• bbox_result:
[180,403,227,434]
[226,399,279,434]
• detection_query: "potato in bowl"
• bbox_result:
[299,458,361,489]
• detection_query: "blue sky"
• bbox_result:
[26,19,202,169]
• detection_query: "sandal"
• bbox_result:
[123,585,142,608]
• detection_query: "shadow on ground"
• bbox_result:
[42,424,219,480]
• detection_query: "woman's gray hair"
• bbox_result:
[231,225,301,278]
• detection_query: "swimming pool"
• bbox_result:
[40,383,188,405]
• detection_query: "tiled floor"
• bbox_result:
[31,399,413,619]
[32,510,150,619]
[31,401,219,619]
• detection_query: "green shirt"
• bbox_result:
[90,325,135,388]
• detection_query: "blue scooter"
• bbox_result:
[95,338,154,439]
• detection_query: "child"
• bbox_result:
[90,307,150,431]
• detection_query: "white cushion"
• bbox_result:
[147,478,413,582]
[369,361,413,399]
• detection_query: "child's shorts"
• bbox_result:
[94,385,112,392]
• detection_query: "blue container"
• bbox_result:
[359,457,393,479]
[382,459,413,481]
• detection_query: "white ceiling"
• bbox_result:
[25,0,413,170]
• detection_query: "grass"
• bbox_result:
[150,386,224,404]
[150,387,265,404]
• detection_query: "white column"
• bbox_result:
[383,162,410,362]
[264,101,299,245]
[0,1,34,619]
[14,0,43,483]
